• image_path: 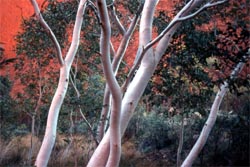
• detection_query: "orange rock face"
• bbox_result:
[0,0,173,61]
[0,0,45,59]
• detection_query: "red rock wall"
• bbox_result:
[0,0,45,59]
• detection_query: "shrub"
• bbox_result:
[126,105,178,153]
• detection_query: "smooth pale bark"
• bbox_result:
[110,3,126,35]
[29,0,64,66]
[97,0,122,166]
[177,116,185,167]
[35,66,69,167]
[31,0,229,166]
[97,5,142,141]
[181,54,249,167]
[87,1,158,166]
[97,86,111,141]
[87,0,229,166]
[122,0,208,91]
[35,1,87,166]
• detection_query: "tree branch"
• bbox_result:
[109,1,126,35]
[97,3,143,141]
[112,3,143,75]
[79,107,99,146]
[96,0,122,166]
[29,0,64,66]
[121,0,228,92]
[69,62,99,146]
[181,50,250,167]
[151,0,227,54]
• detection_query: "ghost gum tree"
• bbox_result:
[31,0,88,166]
[26,0,239,166]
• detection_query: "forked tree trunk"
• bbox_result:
[87,0,203,166]
[97,3,142,141]
[96,0,123,166]
[34,0,87,166]
[87,0,229,166]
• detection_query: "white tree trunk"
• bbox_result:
[35,66,69,167]
[181,53,249,167]
[35,0,87,166]
[30,0,228,166]
[87,0,225,166]
[87,1,158,166]
[97,0,123,166]
[97,5,142,141]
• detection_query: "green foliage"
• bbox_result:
[126,99,249,166]
[0,77,15,132]
[58,74,105,133]
[137,112,176,153]
[0,76,12,96]
[150,9,218,115]
[148,0,249,116]
[0,77,30,139]
[15,0,78,60]
[125,105,178,153]
[126,0,143,14]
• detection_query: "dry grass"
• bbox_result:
[122,141,141,159]
[0,134,172,167]
[49,134,96,167]
[120,140,175,167]
[0,133,96,166]
[0,134,41,166]
[0,137,7,162]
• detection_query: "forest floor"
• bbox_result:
[0,133,176,167]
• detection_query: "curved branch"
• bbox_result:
[109,2,126,35]
[152,0,227,51]
[29,0,64,66]
[121,0,228,92]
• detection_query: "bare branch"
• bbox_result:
[109,2,126,35]
[177,115,185,167]
[97,3,143,141]
[87,0,101,24]
[29,0,64,66]
[110,41,116,56]
[112,3,143,75]
[121,0,228,92]
[65,1,87,65]
[149,0,228,52]
[97,86,111,141]
[178,0,228,21]
[79,107,99,146]
[69,61,99,146]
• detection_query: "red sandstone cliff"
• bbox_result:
[0,0,46,58]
